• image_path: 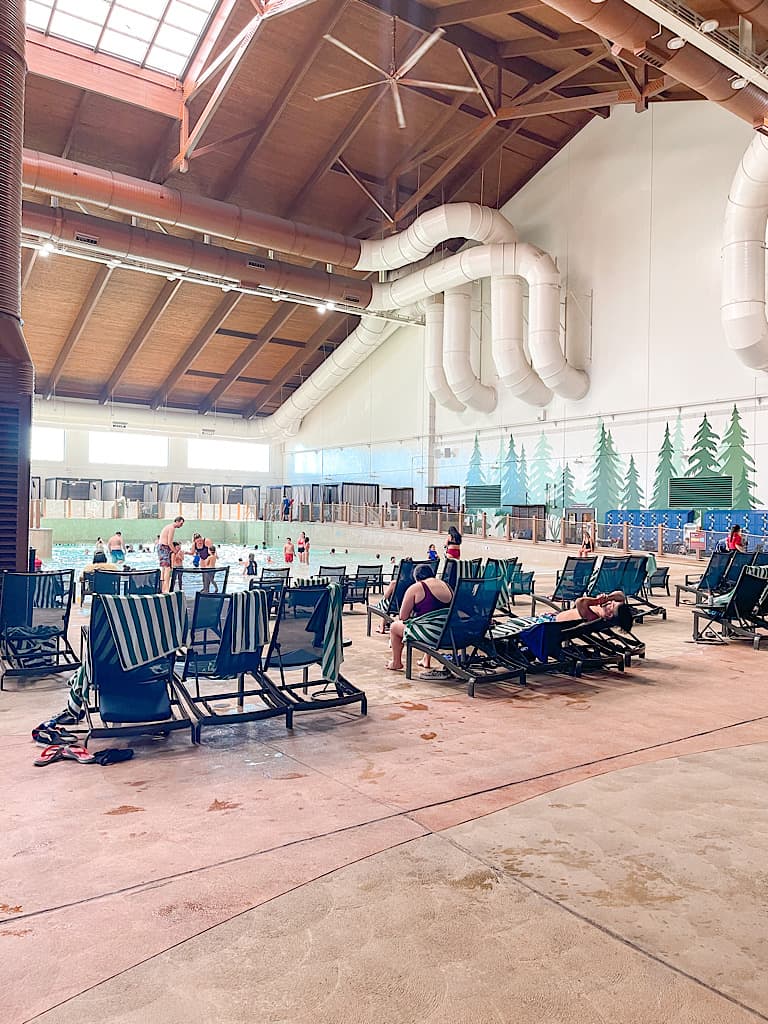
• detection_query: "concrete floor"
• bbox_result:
[3,543,768,1023]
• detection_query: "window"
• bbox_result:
[31,426,65,462]
[188,438,269,473]
[89,431,168,466]
[293,449,320,475]
[26,0,219,78]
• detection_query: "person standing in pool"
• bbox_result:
[107,531,125,564]
[93,537,107,565]
[284,537,295,564]
[157,516,184,592]
[297,532,306,564]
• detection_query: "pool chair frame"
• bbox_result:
[264,584,366,715]
[404,575,526,697]
[491,618,632,677]
[440,557,482,589]
[647,566,671,597]
[83,593,195,745]
[691,568,768,647]
[356,565,384,595]
[675,551,732,606]
[176,591,292,739]
[366,558,435,636]
[531,556,597,614]
[91,568,161,597]
[0,570,80,688]
[622,555,667,621]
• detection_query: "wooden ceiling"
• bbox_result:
[20,0,700,419]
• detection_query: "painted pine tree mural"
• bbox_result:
[651,423,676,508]
[529,431,555,506]
[518,444,529,504]
[466,433,485,486]
[555,462,575,509]
[685,414,720,477]
[621,454,645,509]
[672,413,686,475]
[500,434,521,505]
[587,425,623,519]
[495,438,505,486]
[719,404,759,508]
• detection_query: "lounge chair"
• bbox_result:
[82,591,195,744]
[263,583,366,714]
[92,568,161,597]
[0,571,79,689]
[491,616,633,676]
[586,555,630,597]
[647,565,670,596]
[259,566,291,584]
[675,551,731,606]
[177,590,292,738]
[623,554,667,621]
[342,574,369,612]
[403,574,525,697]
[691,567,768,646]
[441,557,481,589]
[356,564,384,594]
[318,565,346,585]
[170,567,230,614]
[366,558,435,636]
[249,576,285,615]
[531,556,597,614]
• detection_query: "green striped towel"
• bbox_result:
[403,607,450,646]
[320,583,344,683]
[100,591,187,671]
[231,590,269,654]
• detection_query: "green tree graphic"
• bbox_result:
[719,404,759,509]
[529,431,555,506]
[555,462,575,509]
[685,414,720,477]
[651,423,676,508]
[621,454,645,509]
[501,434,521,505]
[466,433,485,486]
[587,425,623,519]
[495,437,505,486]
[672,413,686,476]
[518,444,529,504]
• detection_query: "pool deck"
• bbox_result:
[2,543,768,1023]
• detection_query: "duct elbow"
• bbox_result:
[424,297,466,412]
[721,301,768,370]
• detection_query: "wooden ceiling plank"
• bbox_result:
[358,0,501,64]
[501,31,599,58]
[433,0,542,26]
[199,304,297,413]
[26,30,183,118]
[98,278,182,404]
[44,264,114,399]
[444,121,526,200]
[150,292,241,410]
[219,0,351,201]
[61,90,87,159]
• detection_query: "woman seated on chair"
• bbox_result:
[387,564,453,672]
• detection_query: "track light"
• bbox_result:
[666,36,686,50]
[699,18,719,32]
[731,75,748,89]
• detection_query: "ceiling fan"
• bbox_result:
[314,18,481,129]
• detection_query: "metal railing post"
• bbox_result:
[622,522,629,552]
[657,523,664,557]
[481,511,487,539]
[560,518,567,546]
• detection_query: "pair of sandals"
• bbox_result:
[35,743,95,766]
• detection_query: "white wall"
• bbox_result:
[285,101,768,515]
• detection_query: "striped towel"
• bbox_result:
[491,614,553,640]
[33,573,65,609]
[403,607,449,647]
[100,591,187,671]
[230,590,269,654]
[320,583,344,683]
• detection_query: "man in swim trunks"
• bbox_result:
[158,516,184,592]
[107,531,125,564]
[284,537,295,563]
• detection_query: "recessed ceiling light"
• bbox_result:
[41,241,55,255]
[731,76,748,89]
[699,18,719,32]
[667,36,686,50]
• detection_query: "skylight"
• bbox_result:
[26,0,220,78]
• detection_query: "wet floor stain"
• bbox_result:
[359,766,385,782]
[400,701,428,711]
[126,780,149,788]
[0,928,31,937]
[449,870,498,892]
[105,805,144,815]
[420,732,438,741]
[274,772,308,780]
[207,799,241,811]
[0,904,22,914]
[385,712,406,720]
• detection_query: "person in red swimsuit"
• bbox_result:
[445,525,462,560]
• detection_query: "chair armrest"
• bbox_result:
[684,573,703,585]
[531,594,560,613]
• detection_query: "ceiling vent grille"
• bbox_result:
[668,475,733,508]
[74,232,100,246]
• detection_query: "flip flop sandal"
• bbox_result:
[34,744,66,767]
[61,745,96,764]
[32,725,79,746]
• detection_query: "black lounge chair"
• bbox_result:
[491,616,634,677]
[342,575,369,612]
[531,556,597,614]
[171,566,230,608]
[691,568,768,646]
[83,592,194,745]
[647,565,670,596]
[249,576,285,616]
[366,558,435,636]
[318,565,346,586]
[623,555,666,621]
[259,566,291,584]
[403,574,525,697]
[263,583,366,715]
[0,571,79,688]
[92,568,161,597]
[177,590,292,739]
[586,555,630,597]
[356,564,384,594]
[675,551,731,606]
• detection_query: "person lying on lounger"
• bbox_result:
[554,591,633,631]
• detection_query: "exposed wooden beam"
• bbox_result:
[45,264,114,399]
[397,124,482,178]
[444,121,526,200]
[219,1,350,200]
[99,278,182,404]
[199,305,297,413]
[21,248,38,293]
[501,31,598,58]
[357,0,501,64]
[602,39,642,100]
[150,292,241,410]
[184,0,239,93]
[497,90,626,119]
[61,90,87,159]
[336,158,394,221]
[509,51,604,105]
[433,0,542,25]
[26,30,183,118]
[387,90,467,181]
[244,313,350,418]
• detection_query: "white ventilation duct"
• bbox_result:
[424,296,465,412]
[355,203,518,272]
[250,317,401,438]
[443,283,497,412]
[370,242,588,401]
[491,276,553,407]
[722,133,768,371]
